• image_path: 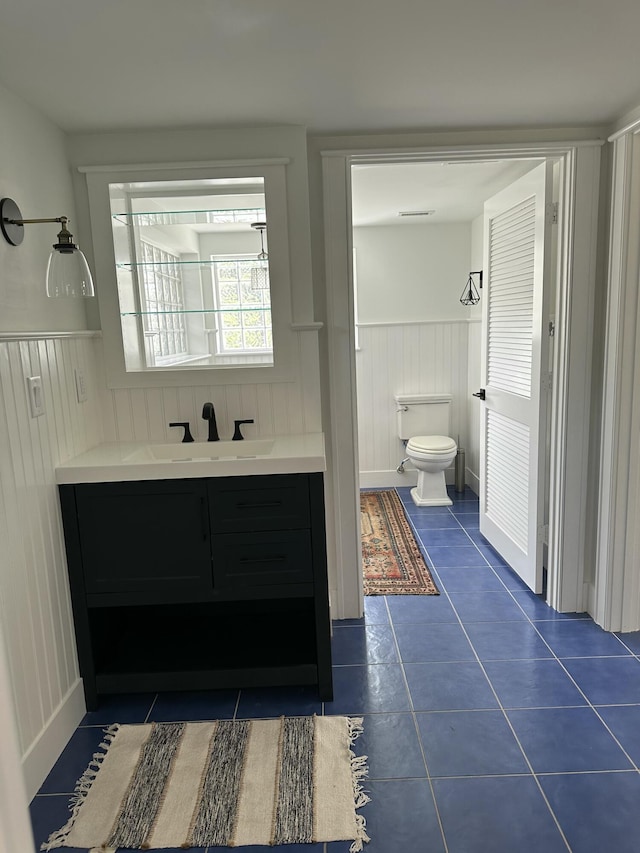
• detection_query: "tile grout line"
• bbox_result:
[431,501,640,778]
[411,528,574,852]
[430,519,640,778]
[517,630,640,775]
[383,594,451,853]
[404,494,640,835]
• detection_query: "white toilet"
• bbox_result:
[395,394,458,507]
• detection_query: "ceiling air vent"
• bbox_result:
[398,210,436,217]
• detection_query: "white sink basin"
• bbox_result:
[55,433,326,483]
[125,439,275,462]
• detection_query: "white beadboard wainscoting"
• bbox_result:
[356,320,475,488]
[0,332,103,800]
[95,331,322,443]
[100,381,312,442]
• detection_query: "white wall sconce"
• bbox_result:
[0,197,95,297]
[460,270,482,306]
[250,221,269,291]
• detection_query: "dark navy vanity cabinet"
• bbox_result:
[59,472,333,709]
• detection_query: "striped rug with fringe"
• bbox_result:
[42,715,370,852]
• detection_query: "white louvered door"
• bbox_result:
[479,162,552,593]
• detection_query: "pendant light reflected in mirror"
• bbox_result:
[460,270,482,306]
[250,222,269,291]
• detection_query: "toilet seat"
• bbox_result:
[407,435,457,455]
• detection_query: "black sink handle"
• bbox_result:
[169,421,194,442]
[232,419,254,440]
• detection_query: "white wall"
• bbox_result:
[0,84,106,802]
[0,83,88,334]
[0,334,103,800]
[94,335,322,442]
[353,224,472,323]
[353,222,477,487]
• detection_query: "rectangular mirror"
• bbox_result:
[109,177,274,371]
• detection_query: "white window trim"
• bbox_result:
[210,253,273,358]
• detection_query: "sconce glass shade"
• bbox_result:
[0,197,95,298]
[46,246,95,297]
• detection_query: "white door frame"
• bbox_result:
[595,123,640,631]
[322,141,602,620]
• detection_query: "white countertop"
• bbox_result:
[55,433,326,484]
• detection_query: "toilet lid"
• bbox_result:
[407,435,457,453]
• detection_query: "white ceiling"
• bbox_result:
[0,0,639,134]
[351,160,539,226]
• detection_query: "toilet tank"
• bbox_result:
[395,394,452,440]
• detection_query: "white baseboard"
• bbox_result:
[359,470,419,489]
[466,468,480,495]
[584,580,596,621]
[21,678,86,802]
[359,467,463,490]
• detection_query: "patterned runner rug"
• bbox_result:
[361,489,440,595]
[43,716,369,852]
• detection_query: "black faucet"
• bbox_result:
[232,419,254,440]
[201,402,219,441]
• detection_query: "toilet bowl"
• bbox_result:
[406,434,457,506]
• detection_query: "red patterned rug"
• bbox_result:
[361,489,439,595]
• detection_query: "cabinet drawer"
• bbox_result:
[208,474,310,533]
[212,531,313,587]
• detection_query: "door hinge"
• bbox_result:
[549,320,555,337]
[537,523,549,543]
[541,372,553,392]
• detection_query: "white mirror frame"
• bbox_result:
[82,159,295,388]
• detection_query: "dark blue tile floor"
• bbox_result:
[30,485,640,852]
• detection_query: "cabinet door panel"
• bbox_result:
[212,531,313,587]
[208,474,310,532]
[75,480,211,594]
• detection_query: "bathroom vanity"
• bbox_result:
[56,435,332,709]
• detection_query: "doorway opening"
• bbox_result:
[321,140,600,621]
[350,157,559,595]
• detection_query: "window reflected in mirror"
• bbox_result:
[109,177,273,371]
